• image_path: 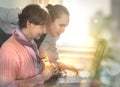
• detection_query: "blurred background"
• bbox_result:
[0,0,120,87]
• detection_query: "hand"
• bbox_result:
[57,62,78,75]
[19,74,44,87]
[41,64,55,81]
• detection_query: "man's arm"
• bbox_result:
[0,7,20,24]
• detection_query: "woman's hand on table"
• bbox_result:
[41,63,55,81]
[56,62,79,75]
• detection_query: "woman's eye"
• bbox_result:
[60,24,65,27]
[40,25,46,29]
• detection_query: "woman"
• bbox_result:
[37,4,78,74]
[0,4,53,87]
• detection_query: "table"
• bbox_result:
[35,76,90,87]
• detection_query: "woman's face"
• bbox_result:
[28,22,47,40]
[49,14,69,37]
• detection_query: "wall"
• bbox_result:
[0,0,33,8]
[57,0,111,46]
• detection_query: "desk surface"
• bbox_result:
[35,76,90,87]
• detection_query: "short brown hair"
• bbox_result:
[18,4,50,29]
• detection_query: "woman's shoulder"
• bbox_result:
[1,36,20,50]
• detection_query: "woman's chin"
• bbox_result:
[35,36,41,40]
[54,34,59,37]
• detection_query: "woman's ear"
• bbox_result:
[26,21,31,29]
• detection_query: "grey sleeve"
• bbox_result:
[39,36,59,61]
[47,45,59,61]
[0,7,20,24]
[0,21,17,34]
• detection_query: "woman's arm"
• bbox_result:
[39,34,59,63]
